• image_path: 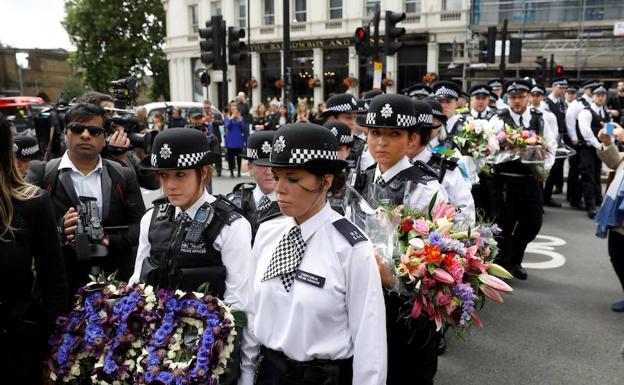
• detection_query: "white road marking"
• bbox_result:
[522,234,567,269]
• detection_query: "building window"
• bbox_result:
[211,1,222,16]
[329,0,342,19]
[264,0,275,25]
[442,0,462,11]
[294,0,307,22]
[260,52,281,103]
[238,0,247,28]
[323,48,349,100]
[405,0,421,13]
[365,0,380,18]
[189,4,199,33]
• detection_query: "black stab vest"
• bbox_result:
[227,183,282,241]
[140,196,239,296]
[576,105,609,143]
[440,114,466,150]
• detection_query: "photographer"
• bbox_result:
[25,103,145,296]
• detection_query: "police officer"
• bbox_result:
[130,127,252,308]
[402,83,432,100]
[432,81,465,150]
[354,94,446,385]
[464,84,497,120]
[239,123,387,385]
[543,77,569,203]
[12,134,40,177]
[323,93,368,168]
[425,98,447,150]
[565,79,601,208]
[576,84,611,219]
[324,121,355,215]
[227,130,281,240]
[492,79,558,280]
[488,79,508,110]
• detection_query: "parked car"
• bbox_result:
[0,96,50,132]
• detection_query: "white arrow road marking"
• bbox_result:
[522,234,567,269]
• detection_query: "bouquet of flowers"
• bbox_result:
[452,117,500,184]
[48,278,237,385]
[495,123,550,180]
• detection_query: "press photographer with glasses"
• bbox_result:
[26,103,145,297]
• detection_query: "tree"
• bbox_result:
[63,0,170,101]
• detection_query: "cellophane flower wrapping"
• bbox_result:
[452,117,500,183]
[47,276,237,385]
[494,123,550,181]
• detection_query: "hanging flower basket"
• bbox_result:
[382,77,394,87]
[275,79,285,89]
[245,79,258,89]
[308,78,321,89]
[343,77,358,89]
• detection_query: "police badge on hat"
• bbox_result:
[140,128,219,171]
[323,121,354,147]
[242,130,276,164]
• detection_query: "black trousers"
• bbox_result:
[608,230,624,294]
[209,141,223,175]
[472,172,497,222]
[255,350,352,385]
[544,157,565,200]
[495,175,543,267]
[567,150,582,204]
[226,148,243,176]
[578,146,603,211]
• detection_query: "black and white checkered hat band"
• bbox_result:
[508,83,530,92]
[397,114,417,127]
[471,87,490,96]
[593,86,607,94]
[530,86,544,94]
[247,148,258,159]
[434,86,459,99]
[365,112,376,125]
[289,148,339,164]
[16,144,38,156]
[416,113,434,125]
[178,151,209,167]
[432,108,443,116]
[151,153,157,166]
[553,80,568,86]
[339,135,353,144]
[327,103,354,112]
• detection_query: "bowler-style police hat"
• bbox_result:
[504,79,531,94]
[402,83,432,98]
[432,81,461,100]
[140,127,219,171]
[551,77,568,88]
[324,121,354,147]
[469,84,492,97]
[488,79,503,89]
[357,93,438,130]
[530,85,546,95]
[242,130,276,163]
[566,85,578,94]
[362,89,384,101]
[12,135,40,159]
[423,98,447,125]
[322,93,361,116]
[255,123,348,174]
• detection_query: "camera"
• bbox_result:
[108,74,139,110]
[75,196,108,262]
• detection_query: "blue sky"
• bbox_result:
[0,0,74,50]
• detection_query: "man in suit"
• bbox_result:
[26,103,145,295]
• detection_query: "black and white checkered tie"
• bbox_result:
[257,195,272,212]
[176,212,192,223]
[375,175,386,188]
[262,225,306,292]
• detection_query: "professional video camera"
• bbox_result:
[104,111,140,134]
[108,74,139,110]
[34,94,69,160]
[75,196,108,263]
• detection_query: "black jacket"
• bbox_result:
[25,157,146,292]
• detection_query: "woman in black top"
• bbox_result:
[268,104,292,131]
[252,103,271,131]
[0,114,68,384]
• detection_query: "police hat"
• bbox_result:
[422,98,448,128]
[551,77,568,88]
[582,79,601,89]
[322,93,360,116]
[591,85,608,94]
[530,85,546,95]
[432,81,461,100]
[469,84,492,97]
[490,92,499,103]
[402,83,432,98]
[242,130,276,163]
[357,93,426,130]
[255,123,348,174]
[324,121,354,147]
[504,79,531,94]
[140,127,220,171]
[566,85,578,94]
[12,135,40,159]
[487,79,503,89]
[362,89,384,101]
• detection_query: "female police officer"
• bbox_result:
[129,127,252,311]
[239,123,387,385]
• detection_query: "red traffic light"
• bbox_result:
[355,27,368,40]
[555,65,564,75]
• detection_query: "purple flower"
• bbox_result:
[452,283,476,327]
[428,232,443,247]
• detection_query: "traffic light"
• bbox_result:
[535,56,548,81]
[199,15,224,68]
[485,26,496,64]
[384,11,405,56]
[509,38,522,64]
[354,26,371,56]
[227,27,247,66]
[555,65,564,75]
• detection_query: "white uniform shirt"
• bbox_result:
[446,114,461,135]
[239,203,387,385]
[495,97,508,110]
[252,185,276,207]
[565,94,592,142]
[411,148,476,224]
[129,190,252,311]
[58,151,103,215]
[469,107,491,119]
[373,156,448,212]
[537,101,560,140]
[577,102,607,149]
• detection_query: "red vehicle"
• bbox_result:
[0,96,49,132]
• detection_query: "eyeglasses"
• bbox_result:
[67,123,104,137]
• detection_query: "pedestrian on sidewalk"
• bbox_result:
[224,103,246,178]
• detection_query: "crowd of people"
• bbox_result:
[1,74,624,385]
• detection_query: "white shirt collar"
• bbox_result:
[583,94,592,102]
[410,147,432,164]
[447,114,460,130]
[174,190,216,219]
[374,156,413,184]
[547,93,559,103]
[590,102,604,114]
[58,151,103,177]
[253,185,277,205]
[283,202,333,242]
[509,108,532,126]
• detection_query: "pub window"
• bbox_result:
[189,4,199,33]
[365,0,379,18]
[210,0,222,16]
[405,0,421,14]
[442,0,462,11]
[293,0,307,22]
[329,0,342,19]
[264,0,275,25]
[237,0,247,28]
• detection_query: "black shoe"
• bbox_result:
[511,265,528,280]
[230,174,235,178]
[587,210,596,219]
[437,334,447,355]
[544,199,562,208]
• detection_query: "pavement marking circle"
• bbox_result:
[522,234,567,269]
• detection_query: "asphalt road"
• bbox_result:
[437,196,624,385]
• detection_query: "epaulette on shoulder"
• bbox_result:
[413,160,439,180]
[214,195,243,225]
[332,218,368,246]
[152,195,169,206]
[232,182,256,193]
[496,108,511,117]
[530,108,543,116]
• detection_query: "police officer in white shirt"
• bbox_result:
[465,84,497,120]
[576,84,612,218]
[488,79,509,110]
[432,80,465,150]
[239,123,387,385]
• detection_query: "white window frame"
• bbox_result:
[442,0,462,11]
[293,0,307,22]
[264,0,275,25]
[328,0,343,20]
[238,0,247,28]
[189,4,199,34]
[405,0,421,14]
[365,0,380,18]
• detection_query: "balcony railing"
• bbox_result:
[441,11,462,22]
[404,13,421,24]
[325,21,342,29]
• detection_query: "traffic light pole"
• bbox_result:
[499,18,508,82]
[283,0,292,108]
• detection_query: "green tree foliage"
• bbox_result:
[63,0,170,101]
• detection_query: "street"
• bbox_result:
[438,199,624,385]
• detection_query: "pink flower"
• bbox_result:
[411,297,423,318]
[497,131,507,141]
[435,290,452,307]
[431,201,457,221]
[448,263,465,283]
[433,268,455,285]
[522,130,530,138]
[412,220,430,237]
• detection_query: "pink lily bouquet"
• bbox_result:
[496,123,550,180]
[392,199,513,338]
